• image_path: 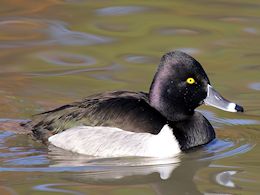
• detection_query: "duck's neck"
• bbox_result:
[169,112,215,151]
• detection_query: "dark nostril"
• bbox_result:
[235,104,244,112]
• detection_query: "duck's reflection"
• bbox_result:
[48,142,246,195]
[48,145,211,194]
[49,144,180,181]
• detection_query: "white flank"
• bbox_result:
[48,125,181,158]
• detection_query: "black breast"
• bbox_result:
[25,91,167,142]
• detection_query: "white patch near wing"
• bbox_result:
[48,125,181,158]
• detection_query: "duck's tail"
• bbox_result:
[0,119,31,134]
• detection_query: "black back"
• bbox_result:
[25,91,167,142]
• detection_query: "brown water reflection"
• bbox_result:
[0,0,260,194]
[0,18,113,48]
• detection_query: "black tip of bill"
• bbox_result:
[235,104,244,112]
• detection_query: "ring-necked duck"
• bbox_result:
[22,51,244,157]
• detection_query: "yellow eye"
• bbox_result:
[186,77,195,84]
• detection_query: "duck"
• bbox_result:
[21,51,244,157]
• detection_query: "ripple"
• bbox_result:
[205,139,235,153]
[215,170,237,188]
[241,64,260,70]
[199,110,260,126]
[0,118,29,123]
[123,54,157,64]
[4,155,49,166]
[0,20,45,41]
[202,140,253,161]
[96,6,148,16]
[243,27,258,35]
[158,27,207,36]
[37,51,96,67]
[0,150,38,158]
[174,48,201,55]
[220,16,260,23]
[29,64,119,77]
[33,183,84,195]
[0,18,113,48]
[220,16,250,23]
[0,131,14,144]
[249,82,260,91]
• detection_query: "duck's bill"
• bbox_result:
[204,84,244,112]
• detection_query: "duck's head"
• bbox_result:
[149,51,244,122]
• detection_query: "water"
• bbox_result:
[0,0,260,194]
